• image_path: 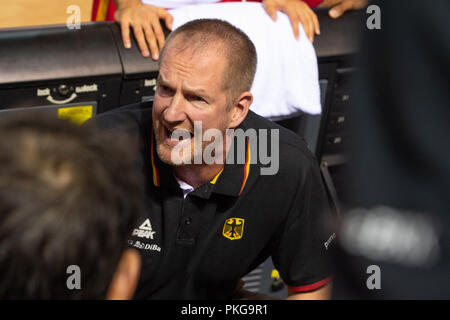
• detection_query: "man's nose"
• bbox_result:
[163,93,187,124]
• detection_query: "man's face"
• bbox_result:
[152,42,232,166]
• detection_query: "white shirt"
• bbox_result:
[175,176,195,198]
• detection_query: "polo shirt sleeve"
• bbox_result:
[271,159,334,292]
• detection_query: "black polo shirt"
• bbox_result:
[93,102,334,299]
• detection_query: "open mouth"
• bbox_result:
[165,126,173,138]
[165,126,193,141]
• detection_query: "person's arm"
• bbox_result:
[271,152,335,301]
[262,0,320,42]
[113,0,173,59]
[318,0,368,19]
[287,282,332,300]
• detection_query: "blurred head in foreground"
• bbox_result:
[0,113,142,299]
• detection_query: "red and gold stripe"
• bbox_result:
[91,0,116,21]
[238,140,251,195]
[210,167,224,185]
[150,134,160,187]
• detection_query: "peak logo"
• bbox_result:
[132,219,156,240]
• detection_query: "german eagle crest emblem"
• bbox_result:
[222,218,245,240]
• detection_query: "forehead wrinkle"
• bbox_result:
[165,35,227,70]
[160,73,212,101]
[161,46,196,76]
[159,58,193,87]
[159,51,222,100]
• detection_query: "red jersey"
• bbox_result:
[92,0,323,21]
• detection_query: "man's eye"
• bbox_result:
[157,85,172,94]
[189,95,206,103]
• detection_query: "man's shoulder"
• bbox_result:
[91,102,153,134]
[243,110,317,165]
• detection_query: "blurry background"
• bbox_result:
[0,0,93,29]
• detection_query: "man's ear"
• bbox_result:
[228,91,253,129]
[106,248,141,300]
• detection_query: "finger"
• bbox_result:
[295,7,312,42]
[285,8,300,40]
[329,1,353,19]
[307,12,317,41]
[132,24,150,57]
[303,13,314,42]
[151,19,165,58]
[263,2,278,21]
[296,7,314,42]
[160,9,173,30]
[312,11,320,35]
[120,20,132,49]
[290,16,300,40]
[143,23,159,60]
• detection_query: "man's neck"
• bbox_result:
[172,129,235,189]
[173,163,224,189]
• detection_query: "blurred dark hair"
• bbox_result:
[0,112,143,299]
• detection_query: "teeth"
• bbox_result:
[165,126,192,140]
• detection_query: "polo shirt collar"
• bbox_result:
[207,137,252,197]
